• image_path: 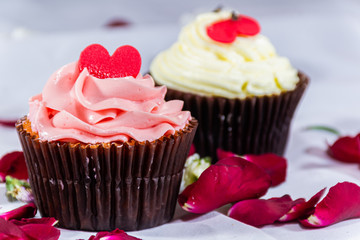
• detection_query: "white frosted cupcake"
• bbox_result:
[150,10,308,162]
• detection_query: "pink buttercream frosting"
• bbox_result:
[28,62,191,144]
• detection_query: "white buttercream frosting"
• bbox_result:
[150,11,299,98]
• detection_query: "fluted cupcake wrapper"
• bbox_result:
[165,73,309,163]
[16,118,198,231]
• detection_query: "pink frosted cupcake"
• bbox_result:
[16,44,197,231]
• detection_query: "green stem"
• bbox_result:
[304,125,341,136]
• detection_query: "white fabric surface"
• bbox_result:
[1,0,360,239]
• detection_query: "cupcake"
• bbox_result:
[16,44,197,231]
[150,10,308,163]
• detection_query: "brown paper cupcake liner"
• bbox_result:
[164,72,309,163]
[16,118,198,231]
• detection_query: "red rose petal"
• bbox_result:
[0,217,60,240]
[0,151,28,182]
[0,218,27,239]
[105,18,131,28]
[10,217,58,227]
[216,148,236,160]
[88,228,141,240]
[243,153,287,186]
[0,203,37,221]
[188,144,196,157]
[228,195,301,227]
[300,182,360,227]
[78,44,141,79]
[20,223,60,240]
[178,156,271,214]
[279,188,326,222]
[217,149,287,186]
[328,134,360,163]
[0,119,17,128]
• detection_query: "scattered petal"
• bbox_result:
[18,222,60,240]
[0,119,17,128]
[6,176,34,202]
[88,228,141,240]
[188,144,196,157]
[178,156,271,214]
[0,217,60,240]
[300,182,360,227]
[0,218,27,239]
[0,202,37,221]
[228,195,301,227]
[181,153,211,191]
[0,151,28,182]
[10,217,58,227]
[328,134,360,163]
[279,188,326,222]
[243,154,287,186]
[217,149,287,186]
[105,18,131,28]
[216,148,236,160]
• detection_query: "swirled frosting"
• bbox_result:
[28,62,191,144]
[150,11,299,98]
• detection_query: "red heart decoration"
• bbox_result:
[236,15,260,36]
[207,14,260,43]
[207,19,238,43]
[78,44,141,79]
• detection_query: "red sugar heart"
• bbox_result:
[236,15,260,36]
[207,14,260,43]
[78,44,141,79]
[207,19,238,43]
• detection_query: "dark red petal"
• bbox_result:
[300,182,360,227]
[188,144,196,157]
[228,195,300,227]
[328,134,360,163]
[0,217,60,240]
[178,156,271,214]
[244,153,287,186]
[105,18,131,28]
[279,188,325,222]
[207,19,238,43]
[0,203,37,221]
[10,217,58,227]
[20,224,60,240]
[0,151,28,182]
[217,149,287,187]
[216,148,236,160]
[0,119,17,128]
[88,228,141,240]
[0,218,27,239]
[236,15,261,36]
